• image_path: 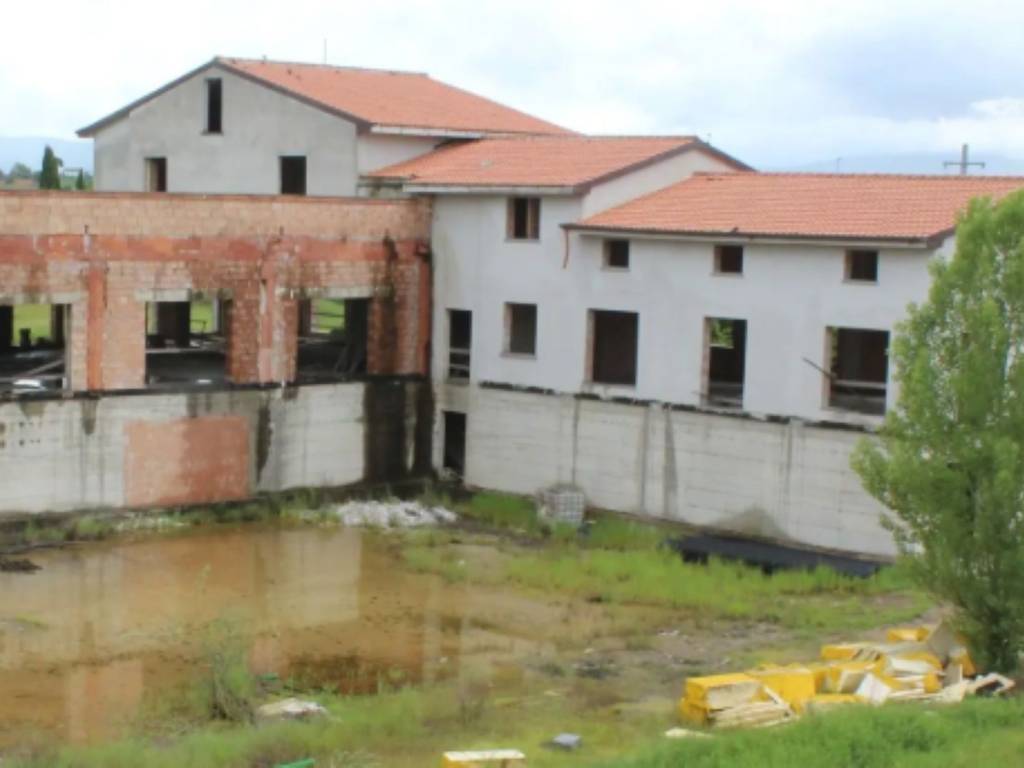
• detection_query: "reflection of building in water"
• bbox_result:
[66,658,145,743]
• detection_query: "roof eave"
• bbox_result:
[403,183,580,196]
[562,223,936,249]
[77,57,223,137]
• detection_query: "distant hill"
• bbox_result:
[778,152,1024,176]
[0,137,92,174]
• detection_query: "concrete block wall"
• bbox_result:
[448,385,894,556]
[0,380,430,516]
[0,191,433,390]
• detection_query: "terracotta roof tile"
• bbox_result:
[222,58,570,135]
[366,135,744,189]
[575,172,1024,241]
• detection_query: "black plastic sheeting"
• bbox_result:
[669,533,885,578]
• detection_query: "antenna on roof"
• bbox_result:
[943,144,985,175]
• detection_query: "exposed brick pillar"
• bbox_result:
[367,295,397,375]
[0,306,11,352]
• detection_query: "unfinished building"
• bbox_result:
[0,190,432,513]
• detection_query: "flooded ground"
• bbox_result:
[0,522,797,752]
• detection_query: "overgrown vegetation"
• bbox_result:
[603,697,1024,768]
[854,189,1024,672]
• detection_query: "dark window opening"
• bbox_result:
[605,239,630,269]
[715,245,744,274]
[443,410,467,476]
[145,157,167,192]
[206,78,223,134]
[846,249,879,282]
[704,318,746,408]
[296,297,368,381]
[280,156,307,196]
[505,303,537,356]
[590,310,638,386]
[448,309,472,380]
[0,303,69,394]
[827,327,889,414]
[145,298,228,388]
[507,197,540,240]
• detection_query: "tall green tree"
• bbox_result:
[39,145,62,189]
[75,169,86,190]
[853,189,1024,672]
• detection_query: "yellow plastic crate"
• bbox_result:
[442,750,526,767]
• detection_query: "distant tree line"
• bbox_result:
[1,146,93,190]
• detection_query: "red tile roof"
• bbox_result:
[572,172,1024,242]
[222,59,572,135]
[366,135,748,190]
[78,57,570,137]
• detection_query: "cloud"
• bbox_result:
[2,0,1024,169]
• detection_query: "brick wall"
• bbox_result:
[0,191,433,390]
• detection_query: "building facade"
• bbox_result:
[78,58,568,196]
[15,57,1022,557]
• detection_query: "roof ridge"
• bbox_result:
[217,56,429,78]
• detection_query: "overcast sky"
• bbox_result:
[4,0,1024,169]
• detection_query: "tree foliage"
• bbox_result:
[39,145,62,189]
[75,169,86,190]
[853,190,1024,672]
[9,162,32,180]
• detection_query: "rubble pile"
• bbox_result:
[330,499,457,528]
[680,622,1015,729]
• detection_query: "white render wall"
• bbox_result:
[434,203,940,425]
[90,66,443,196]
[442,385,895,556]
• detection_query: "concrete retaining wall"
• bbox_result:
[446,385,894,556]
[0,379,430,516]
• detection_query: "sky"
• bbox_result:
[3,0,1024,170]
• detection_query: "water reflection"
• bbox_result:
[0,526,479,745]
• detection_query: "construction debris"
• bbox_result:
[256,698,328,722]
[442,750,526,766]
[330,500,457,528]
[680,621,1012,730]
[549,733,582,750]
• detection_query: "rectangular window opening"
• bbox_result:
[507,197,540,240]
[145,157,167,192]
[206,78,223,134]
[296,297,368,381]
[589,309,638,387]
[826,327,889,414]
[280,156,307,196]
[504,302,537,356]
[714,244,744,274]
[442,410,467,476]
[448,309,472,380]
[703,317,746,408]
[145,297,228,388]
[0,302,70,394]
[846,249,879,282]
[604,239,630,269]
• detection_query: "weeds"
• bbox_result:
[195,618,257,723]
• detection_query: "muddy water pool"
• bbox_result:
[0,524,782,749]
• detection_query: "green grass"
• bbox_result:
[457,490,543,535]
[503,550,924,632]
[602,697,1024,768]
[10,304,53,345]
